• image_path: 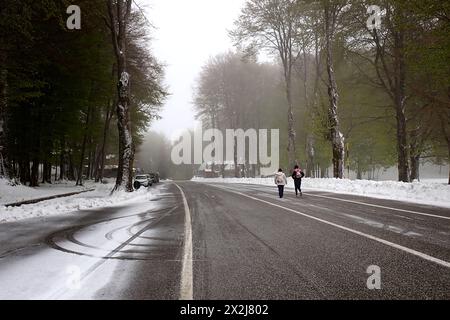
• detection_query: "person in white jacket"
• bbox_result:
[274,168,288,198]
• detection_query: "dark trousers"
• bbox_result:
[294,179,302,195]
[277,185,284,198]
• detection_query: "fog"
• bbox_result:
[141,0,246,140]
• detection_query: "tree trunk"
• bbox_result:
[320,164,327,178]
[305,34,322,179]
[234,136,239,178]
[409,128,420,182]
[372,6,409,182]
[306,134,315,177]
[76,109,91,186]
[284,69,296,168]
[96,100,114,183]
[356,161,362,180]
[77,138,86,185]
[108,0,134,192]
[19,158,30,184]
[324,4,345,179]
[0,51,10,178]
[87,141,95,180]
[68,151,75,181]
[410,155,420,182]
[438,100,450,185]
[114,70,134,191]
[391,11,410,183]
[87,144,92,181]
[42,161,51,184]
[30,158,39,187]
[59,137,66,181]
[446,128,450,185]
[91,143,97,179]
[393,37,409,183]
[11,158,16,177]
[47,162,52,183]
[302,48,313,176]
[93,146,101,182]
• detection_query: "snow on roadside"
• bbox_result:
[192,177,450,208]
[0,178,96,205]
[0,182,154,223]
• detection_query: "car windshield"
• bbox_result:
[135,176,147,180]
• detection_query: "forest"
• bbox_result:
[0,0,449,188]
[0,0,167,190]
[192,0,450,183]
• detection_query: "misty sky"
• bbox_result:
[141,0,246,140]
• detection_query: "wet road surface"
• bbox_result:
[0,181,449,299]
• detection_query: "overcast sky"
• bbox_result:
[140,0,246,140]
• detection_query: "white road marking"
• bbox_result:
[212,185,450,269]
[213,183,450,221]
[175,183,193,300]
[304,192,450,221]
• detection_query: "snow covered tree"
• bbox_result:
[106,0,134,192]
[322,0,346,178]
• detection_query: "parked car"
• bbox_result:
[133,174,152,189]
[149,172,160,183]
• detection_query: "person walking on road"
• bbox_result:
[274,168,288,198]
[291,165,305,197]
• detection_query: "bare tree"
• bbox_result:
[371,5,409,182]
[231,0,303,167]
[295,3,326,178]
[344,1,414,182]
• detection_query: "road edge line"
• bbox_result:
[174,183,193,300]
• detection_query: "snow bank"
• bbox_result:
[0,178,96,205]
[192,177,450,208]
[0,182,154,223]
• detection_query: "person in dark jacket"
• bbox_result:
[291,165,305,197]
[274,168,288,198]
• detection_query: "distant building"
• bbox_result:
[196,161,236,178]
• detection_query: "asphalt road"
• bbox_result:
[0,181,449,299]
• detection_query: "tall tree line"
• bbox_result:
[0,0,167,189]
[195,0,449,183]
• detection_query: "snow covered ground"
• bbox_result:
[0,178,97,205]
[192,177,450,208]
[0,179,155,223]
[0,193,160,299]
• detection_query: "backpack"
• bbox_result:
[294,169,304,179]
[276,175,283,184]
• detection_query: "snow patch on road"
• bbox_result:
[0,182,154,223]
[192,177,450,208]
